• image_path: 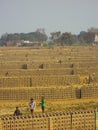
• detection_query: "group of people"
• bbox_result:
[14,96,46,116]
[29,96,46,114]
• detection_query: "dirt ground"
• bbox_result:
[0,98,98,116]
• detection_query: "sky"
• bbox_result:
[0,0,98,37]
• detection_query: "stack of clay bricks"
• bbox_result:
[71,110,95,130]
[0,68,75,76]
[1,85,98,100]
[0,66,98,77]
[0,46,98,101]
[81,85,98,98]
[0,77,31,87]
[0,62,28,69]
[0,86,76,100]
[0,110,96,130]
[31,75,80,86]
[0,75,80,88]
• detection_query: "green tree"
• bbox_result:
[59,32,77,46]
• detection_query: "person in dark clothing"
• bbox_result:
[14,106,22,116]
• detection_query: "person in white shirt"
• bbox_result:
[29,98,36,115]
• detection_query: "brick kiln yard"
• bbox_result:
[0,46,98,129]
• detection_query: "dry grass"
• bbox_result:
[0,98,98,116]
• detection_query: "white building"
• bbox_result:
[93,34,98,45]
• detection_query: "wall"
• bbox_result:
[0,110,96,130]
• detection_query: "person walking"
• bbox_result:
[29,98,36,115]
[41,96,46,113]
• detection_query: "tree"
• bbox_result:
[78,31,95,45]
[0,31,48,46]
[59,32,77,46]
[88,27,98,34]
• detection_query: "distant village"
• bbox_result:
[18,33,98,46]
[0,27,98,46]
[15,40,43,47]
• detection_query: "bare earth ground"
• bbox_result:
[0,98,98,116]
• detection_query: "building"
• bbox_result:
[93,34,98,45]
[50,32,61,40]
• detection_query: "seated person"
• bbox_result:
[13,106,22,116]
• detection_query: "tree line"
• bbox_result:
[0,27,98,46]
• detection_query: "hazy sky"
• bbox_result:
[0,0,98,37]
